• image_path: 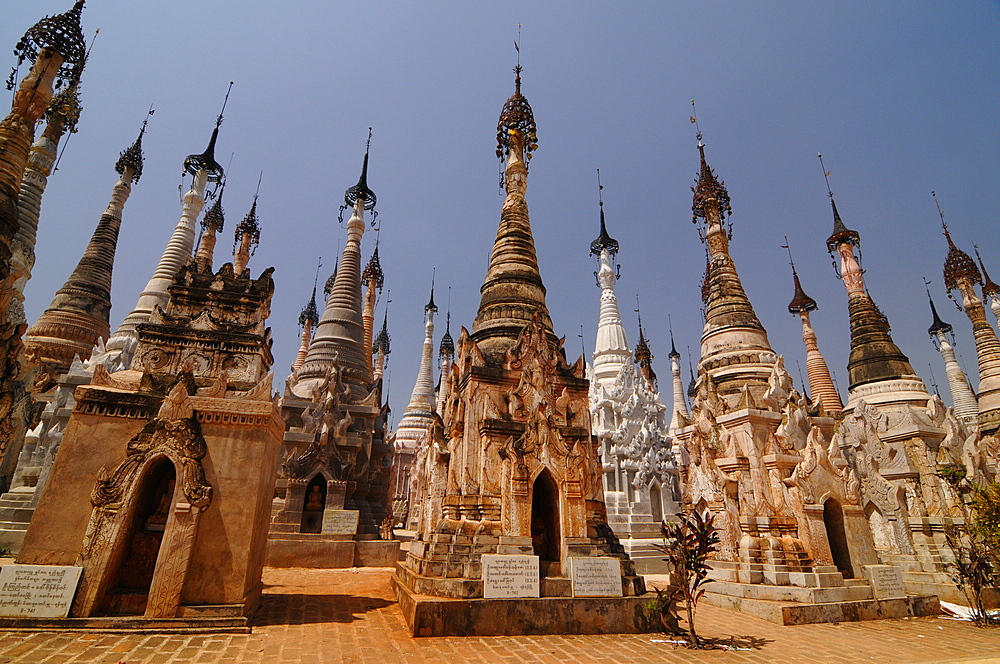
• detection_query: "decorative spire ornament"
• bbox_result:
[690,109,774,399]
[362,237,384,369]
[783,239,842,413]
[233,183,262,275]
[924,278,978,426]
[667,322,690,436]
[436,288,455,415]
[471,60,552,354]
[936,192,1000,425]
[822,155,917,395]
[373,299,391,382]
[589,173,630,387]
[194,185,224,273]
[295,130,377,395]
[293,259,321,372]
[633,307,656,392]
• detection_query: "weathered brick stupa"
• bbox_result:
[13,140,283,626]
[393,63,648,637]
[674,134,938,625]
[586,184,679,572]
[267,134,397,569]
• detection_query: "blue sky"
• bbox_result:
[5,2,999,424]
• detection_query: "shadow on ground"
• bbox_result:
[253,594,394,626]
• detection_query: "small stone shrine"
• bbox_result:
[11,135,283,626]
[392,63,649,637]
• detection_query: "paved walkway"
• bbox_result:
[0,568,997,663]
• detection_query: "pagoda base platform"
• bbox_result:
[266,534,400,568]
[701,583,939,625]
[391,566,659,637]
[0,607,251,634]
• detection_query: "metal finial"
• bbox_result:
[342,127,377,223]
[821,154,859,254]
[668,314,679,359]
[690,99,702,144]
[818,153,834,200]
[10,0,88,91]
[114,106,152,183]
[426,267,438,313]
[233,187,261,256]
[590,168,619,258]
[217,81,234,128]
[183,83,232,183]
[497,42,537,188]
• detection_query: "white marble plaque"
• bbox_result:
[482,554,540,599]
[570,557,623,597]
[0,564,83,618]
[863,564,906,599]
[321,509,360,535]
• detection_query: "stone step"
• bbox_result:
[709,579,873,603]
[702,590,940,625]
[0,506,34,523]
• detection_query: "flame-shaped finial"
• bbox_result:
[590,169,619,258]
[115,107,152,184]
[184,83,231,183]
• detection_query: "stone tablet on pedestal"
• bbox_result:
[863,565,907,600]
[321,509,361,535]
[0,565,83,618]
[482,555,540,599]
[570,557,624,597]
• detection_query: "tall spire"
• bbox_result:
[436,291,455,415]
[667,324,689,435]
[471,61,552,356]
[633,308,656,391]
[293,263,320,373]
[589,173,630,386]
[974,244,1000,325]
[784,241,842,413]
[394,273,438,458]
[23,116,146,372]
[936,192,1000,425]
[925,280,978,426]
[295,131,376,395]
[362,240,384,370]
[373,303,390,382]
[690,114,774,399]
[822,155,916,392]
[107,87,231,360]
[9,84,83,327]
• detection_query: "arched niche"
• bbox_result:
[823,497,853,579]
[530,468,561,567]
[300,473,328,533]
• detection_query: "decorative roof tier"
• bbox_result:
[471,65,554,356]
[11,0,87,90]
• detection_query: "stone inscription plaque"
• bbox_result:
[482,555,540,599]
[0,564,83,618]
[863,564,906,599]
[321,509,360,535]
[570,557,623,597]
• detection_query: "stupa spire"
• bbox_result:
[822,155,916,393]
[690,105,774,399]
[393,273,438,462]
[925,279,978,426]
[233,186,261,275]
[633,307,656,391]
[784,240,842,413]
[9,84,84,327]
[436,290,455,414]
[471,61,552,356]
[107,85,231,361]
[23,114,147,373]
[973,244,1000,325]
[936,192,1000,425]
[194,185,224,273]
[293,259,321,372]
[362,236,384,370]
[373,300,390,382]
[667,323,690,435]
[296,130,376,395]
[590,172,630,387]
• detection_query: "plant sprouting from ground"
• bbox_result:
[939,464,1000,626]
[653,510,721,646]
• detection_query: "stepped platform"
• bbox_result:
[391,563,659,637]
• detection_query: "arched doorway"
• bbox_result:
[300,474,327,533]
[531,469,560,569]
[823,498,853,578]
[649,484,663,523]
[100,457,176,615]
